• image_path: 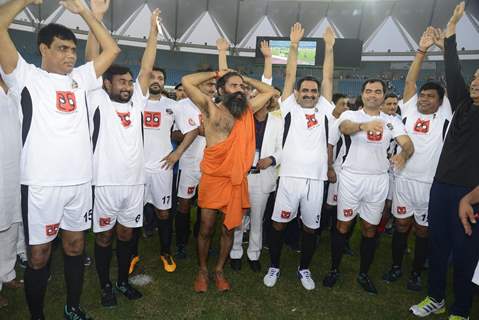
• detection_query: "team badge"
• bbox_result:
[117,111,131,128]
[45,223,60,237]
[144,111,161,128]
[367,131,383,142]
[397,206,407,215]
[343,209,353,217]
[281,211,291,219]
[413,119,430,134]
[187,186,195,195]
[305,114,319,129]
[55,91,77,113]
[99,217,111,227]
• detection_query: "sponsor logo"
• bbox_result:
[305,114,319,128]
[343,209,353,217]
[367,130,383,142]
[413,118,430,134]
[187,186,195,195]
[117,111,131,127]
[99,217,111,227]
[144,111,161,128]
[281,210,291,219]
[45,223,60,237]
[397,206,407,215]
[56,91,77,112]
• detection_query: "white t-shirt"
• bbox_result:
[279,95,334,180]
[88,81,148,186]
[395,96,451,183]
[337,109,407,175]
[0,87,21,230]
[0,54,102,186]
[175,98,205,172]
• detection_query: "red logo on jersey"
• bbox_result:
[117,112,131,127]
[56,91,77,112]
[413,119,430,134]
[396,206,407,215]
[187,186,195,195]
[144,111,161,128]
[305,114,318,128]
[45,223,60,237]
[367,130,383,141]
[99,217,111,227]
[281,211,291,219]
[343,209,354,217]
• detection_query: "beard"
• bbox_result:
[149,83,163,95]
[111,90,132,103]
[222,91,248,119]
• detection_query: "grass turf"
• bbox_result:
[2,221,478,319]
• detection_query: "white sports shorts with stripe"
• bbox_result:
[93,185,144,233]
[144,169,173,210]
[21,183,92,245]
[391,176,430,227]
[272,176,324,229]
[337,170,389,225]
[177,169,201,200]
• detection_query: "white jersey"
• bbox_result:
[0,54,101,186]
[175,98,206,171]
[280,95,333,180]
[395,96,450,183]
[337,109,407,175]
[0,87,22,230]
[88,81,148,186]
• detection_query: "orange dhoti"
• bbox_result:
[198,109,256,230]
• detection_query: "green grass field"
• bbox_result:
[2,218,478,319]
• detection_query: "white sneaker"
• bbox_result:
[409,296,445,317]
[298,268,315,290]
[263,267,280,287]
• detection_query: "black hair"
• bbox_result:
[174,83,183,90]
[384,92,399,100]
[152,66,166,81]
[216,71,244,93]
[37,23,77,51]
[104,65,133,82]
[295,76,321,91]
[361,79,387,94]
[418,81,445,102]
[332,93,347,105]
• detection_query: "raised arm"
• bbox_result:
[282,23,304,101]
[321,27,335,102]
[260,40,273,82]
[85,0,110,62]
[216,38,229,71]
[0,0,42,74]
[444,1,468,111]
[137,9,160,95]
[403,27,435,102]
[182,71,218,116]
[244,75,277,113]
[62,0,120,78]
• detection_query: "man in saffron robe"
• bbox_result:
[182,70,276,292]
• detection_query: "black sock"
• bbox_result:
[299,230,317,270]
[269,227,285,268]
[158,215,173,255]
[331,229,347,270]
[116,239,131,284]
[131,228,140,257]
[359,236,377,275]
[412,235,428,274]
[392,230,408,268]
[94,242,112,288]
[328,206,338,233]
[24,265,49,318]
[64,254,84,309]
[175,210,190,247]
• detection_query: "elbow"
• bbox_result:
[111,45,121,58]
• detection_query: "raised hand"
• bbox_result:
[432,27,445,50]
[216,38,230,52]
[59,0,87,14]
[290,22,304,44]
[323,26,335,48]
[260,40,272,58]
[151,8,161,34]
[90,0,109,19]
[449,1,465,25]
[419,27,434,51]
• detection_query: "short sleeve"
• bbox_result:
[391,116,408,139]
[401,94,417,118]
[336,110,356,127]
[0,54,36,93]
[174,101,198,134]
[71,62,102,92]
[440,96,453,120]
[317,96,334,120]
[328,119,341,145]
[280,94,296,115]
[131,80,149,112]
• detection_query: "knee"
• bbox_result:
[395,219,412,233]
[272,221,286,232]
[116,227,133,242]
[415,224,428,238]
[199,223,214,239]
[361,225,377,238]
[63,235,84,256]
[157,210,170,220]
[177,199,190,213]
[336,221,349,234]
[29,247,50,269]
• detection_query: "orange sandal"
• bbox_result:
[214,271,231,292]
[194,271,209,293]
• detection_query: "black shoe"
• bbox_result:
[175,245,187,260]
[322,269,340,288]
[248,259,261,272]
[115,281,142,300]
[64,305,93,320]
[382,266,402,283]
[357,273,378,294]
[230,258,242,271]
[83,255,92,267]
[406,272,422,292]
[100,283,117,307]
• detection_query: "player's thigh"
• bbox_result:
[177,169,200,200]
[299,179,324,230]
[337,171,361,223]
[359,174,389,226]
[272,177,301,224]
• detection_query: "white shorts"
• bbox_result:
[392,176,431,227]
[337,170,389,225]
[145,170,173,210]
[93,185,144,232]
[387,171,395,201]
[21,183,92,245]
[272,177,324,229]
[177,169,201,199]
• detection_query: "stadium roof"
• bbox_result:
[5,0,479,58]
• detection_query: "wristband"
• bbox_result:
[417,49,427,55]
